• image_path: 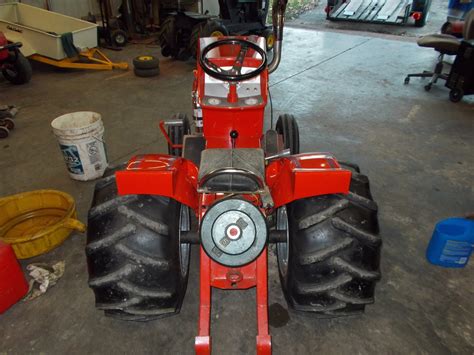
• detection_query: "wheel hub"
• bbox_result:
[201,199,267,266]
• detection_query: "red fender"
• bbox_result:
[266,153,351,208]
[115,154,199,211]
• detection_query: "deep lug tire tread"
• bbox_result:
[86,165,188,321]
[159,16,178,58]
[189,22,206,60]
[279,169,381,316]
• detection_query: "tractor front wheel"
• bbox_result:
[277,168,382,316]
[168,113,190,156]
[86,165,190,321]
[201,20,228,38]
[276,114,300,154]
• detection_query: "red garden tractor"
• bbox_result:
[86,0,382,353]
[0,32,32,85]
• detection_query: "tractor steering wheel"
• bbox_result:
[199,38,267,82]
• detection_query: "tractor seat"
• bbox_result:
[198,148,265,193]
[417,34,462,55]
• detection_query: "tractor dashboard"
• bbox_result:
[197,36,268,109]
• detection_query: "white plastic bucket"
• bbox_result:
[51,112,108,181]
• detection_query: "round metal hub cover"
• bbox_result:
[200,198,267,267]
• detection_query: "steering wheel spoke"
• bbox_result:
[199,38,267,82]
[204,57,225,74]
[230,44,249,75]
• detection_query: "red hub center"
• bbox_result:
[226,224,241,240]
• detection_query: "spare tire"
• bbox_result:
[133,55,160,70]
[134,67,160,78]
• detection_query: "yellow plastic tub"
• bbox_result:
[0,190,86,259]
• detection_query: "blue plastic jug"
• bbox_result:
[426,218,474,268]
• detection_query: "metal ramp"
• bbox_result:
[328,0,413,25]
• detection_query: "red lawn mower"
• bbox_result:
[0,32,32,85]
[86,0,382,353]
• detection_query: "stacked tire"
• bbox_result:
[133,55,160,78]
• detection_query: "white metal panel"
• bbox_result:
[0,0,95,19]
[0,3,98,59]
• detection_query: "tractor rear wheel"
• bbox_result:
[86,165,190,321]
[168,113,190,156]
[159,16,178,58]
[277,168,381,316]
[276,114,300,154]
[189,22,205,60]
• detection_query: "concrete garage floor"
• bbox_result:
[291,0,448,38]
[1,27,473,354]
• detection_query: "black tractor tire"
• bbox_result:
[189,22,206,60]
[201,20,228,38]
[177,48,191,61]
[133,55,160,70]
[168,113,190,156]
[159,16,178,58]
[276,114,300,154]
[86,165,190,321]
[277,169,382,317]
[414,0,431,27]
[111,29,128,47]
[2,51,32,85]
[161,45,172,57]
[134,67,160,78]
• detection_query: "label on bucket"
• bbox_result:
[440,240,472,265]
[60,144,84,175]
[86,141,101,165]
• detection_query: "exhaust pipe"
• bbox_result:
[268,0,288,73]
